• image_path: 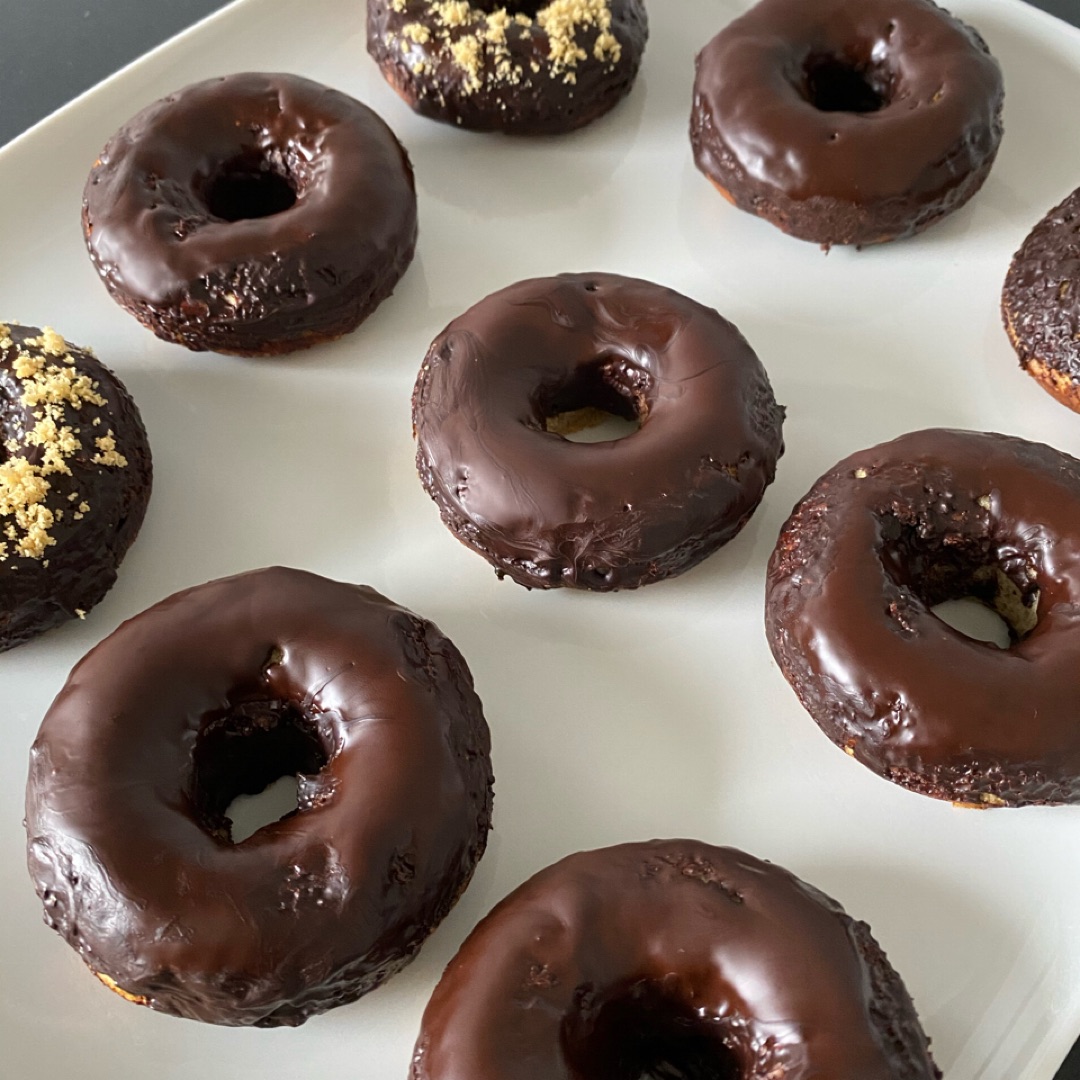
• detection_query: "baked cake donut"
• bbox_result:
[26,567,493,1026]
[1002,186,1080,411]
[691,0,1005,247]
[411,841,940,1079]
[0,324,151,650]
[766,429,1080,807]
[413,273,785,591]
[367,1,648,134]
[83,73,418,356]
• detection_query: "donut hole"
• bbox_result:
[802,52,892,114]
[537,359,650,444]
[203,153,299,222]
[880,516,1040,646]
[930,598,1012,650]
[191,697,330,843]
[562,983,741,1080]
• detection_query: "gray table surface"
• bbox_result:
[1,1,1079,1077]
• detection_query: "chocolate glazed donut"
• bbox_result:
[367,0,648,135]
[83,73,418,356]
[413,273,785,591]
[767,429,1080,807]
[1002,186,1080,412]
[691,0,1004,247]
[25,568,493,1026]
[0,324,151,650]
[411,841,940,1080]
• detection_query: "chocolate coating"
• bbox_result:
[0,324,151,650]
[367,0,648,135]
[83,73,418,356]
[1002,187,1080,412]
[691,0,1004,247]
[766,429,1080,806]
[413,273,785,591]
[25,567,494,1026]
[411,841,940,1080]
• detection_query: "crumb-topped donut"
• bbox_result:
[691,0,1004,247]
[83,73,418,356]
[26,567,493,1026]
[766,429,1080,807]
[411,841,940,1080]
[1003,186,1080,411]
[367,1,648,134]
[413,273,785,591]
[0,324,150,650]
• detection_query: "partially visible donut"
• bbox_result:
[26,567,494,1026]
[1002,186,1080,411]
[83,73,418,356]
[0,323,151,650]
[411,841,940,1080]
[367,1,648,134]
[691,0,1004,247]
[412,273,785,591]
[766,429,1080,807]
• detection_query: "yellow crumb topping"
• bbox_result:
[539,1,621,72]
[402,21,432,44]
[0,459,55,558]
[435,1,471,27]
[0,326,128,562]
[450,35,485,91]
[391,0,622,95]
[38,328,69,357]
[92,431,128,468]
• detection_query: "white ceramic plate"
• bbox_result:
[2,0,1080,1076]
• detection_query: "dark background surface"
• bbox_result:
[1,0,1079,1077]
[1,0,1079,145]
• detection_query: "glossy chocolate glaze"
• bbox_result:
[83,73,418,356]
[367,0,647,134]
[0,324,151,650]
[691,0,1004,247]
[413,273,785,591]
[767,429,1080,806]
[25,568,494,1026]
[1002,186,1080,412]
[411,841,940,1080]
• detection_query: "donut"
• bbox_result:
[1002,186,1080,412]
[690,0,1004,248]
[412,273,785,591]
[0,324,151,650]
[411,841,940,1079]
[766,428,1080,807]
[366,1,648,134]
[25,567,494,1026]
[83,73,418,357]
